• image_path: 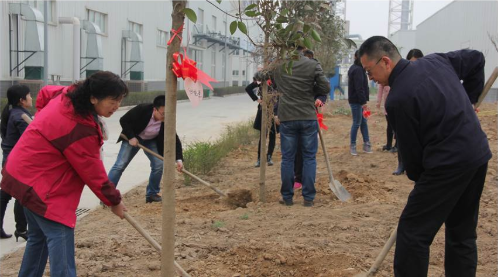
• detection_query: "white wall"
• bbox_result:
[415,0,498,89]
[390,30,416,59]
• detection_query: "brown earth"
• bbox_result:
[1,100,496,277]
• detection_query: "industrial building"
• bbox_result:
[0,1,261,94]
[390,0,498,99]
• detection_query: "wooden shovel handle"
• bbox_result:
[123,212,191,277]
[476,66,498,109]
[119,134,227,197]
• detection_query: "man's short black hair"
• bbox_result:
[359,36,401,61]
[304,49,314,58]
[153,95,165,109]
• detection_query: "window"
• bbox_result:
[129,21,143,36]
[157,29,168,47]
[242,70,245,76]
[211,15,217,32]
[24,0,56,23]
[196,8,204,34]
[232,70,239,76]
[87,9,107,34]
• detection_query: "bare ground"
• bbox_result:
[1,100,496,277]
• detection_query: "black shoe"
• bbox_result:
[382,145,392,151]
[254,159,260,168]
[146,195,162,203]
[0,229,12,239]
[267,155,274,166]
[279,199,293,206]
[14,230,27,242]
[303,200,314,207]
[393,165,405,175]
[389,146,398,153]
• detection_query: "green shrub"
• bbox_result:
[182,120,259,185]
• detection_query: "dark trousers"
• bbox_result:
[394,162,488,277]
[257,128,276,159]
[294,141,303,183]
[0,190,27,233]
[385,115,396,148]
[1,149,27,233]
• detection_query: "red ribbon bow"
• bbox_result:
[167,24,184,45]
[316,110,328,130]
[172,49,218,90]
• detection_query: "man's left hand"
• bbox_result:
[315,99,324,107]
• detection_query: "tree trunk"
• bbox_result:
[162,1,186,276]
[258,34,271,203]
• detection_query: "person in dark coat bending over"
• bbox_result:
[359,36,491,277]
[108,95,183,204]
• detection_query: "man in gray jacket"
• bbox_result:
[274,47,330,207]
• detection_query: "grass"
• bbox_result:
[332,106,351,116]
[211,221,225,229]
[182,120,259,185]
[239,213,249,220]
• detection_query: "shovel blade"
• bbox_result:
[329,180,351,202]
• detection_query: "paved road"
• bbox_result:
[0,93,257,258]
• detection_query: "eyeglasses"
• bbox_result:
[365,56,384,77]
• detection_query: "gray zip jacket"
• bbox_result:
[274,53,330,122]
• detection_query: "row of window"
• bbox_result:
[232,70,246,76]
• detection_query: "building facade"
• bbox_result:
[0,0,261,94]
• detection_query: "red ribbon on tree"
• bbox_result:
[167,24,184,45]
[316,110,328,130]
[172,49,218,90]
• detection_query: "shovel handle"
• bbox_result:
[475,66,498,109]
[123,212,191,277]
[119,134,227,197]
[366,226,398,275]
[317,125,336,183]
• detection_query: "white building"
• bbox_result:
[0,1,261,93]
[391,0,498,99]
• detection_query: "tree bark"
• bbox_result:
[162,1,186,276]
[258,31,271,203]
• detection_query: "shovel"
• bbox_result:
[317,124,351,201]
[123,212,191,277]
[119,134,227,198]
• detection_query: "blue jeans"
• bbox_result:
[108,138,163,197]
[350,103,370,145]
[19,208,76,277]
[280,120,318,202]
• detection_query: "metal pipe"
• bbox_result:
[58,17,81,83]
[43,0,48,85]
[9,15,12,77]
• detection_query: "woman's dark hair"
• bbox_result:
[1,85,30,137]
[407,49,424,60]
[67,71,128,117]
[354,50,362,66]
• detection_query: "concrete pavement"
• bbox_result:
[0,93,257,258]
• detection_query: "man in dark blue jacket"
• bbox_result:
[348,50,372,156]
[359,36,491,277]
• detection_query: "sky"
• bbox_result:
[345,0,453,39]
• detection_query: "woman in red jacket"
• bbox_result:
[1,71,128,277]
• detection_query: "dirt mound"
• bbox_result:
[225,189,253,208]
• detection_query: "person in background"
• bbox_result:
[273,45,330,207]
[0,85,31,241]
[0,71,128,277]
[348,50,372,156]
[245,66,278,167]
[294,49,327,190]
[108,95,184,203]
[376,84,396,152]
[360,36,490,277]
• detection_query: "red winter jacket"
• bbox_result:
[1,86,121,228]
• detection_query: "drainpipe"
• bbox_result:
[59,17,81,83]
[43,0,48,85]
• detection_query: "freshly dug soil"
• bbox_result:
[1,101,496,277]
